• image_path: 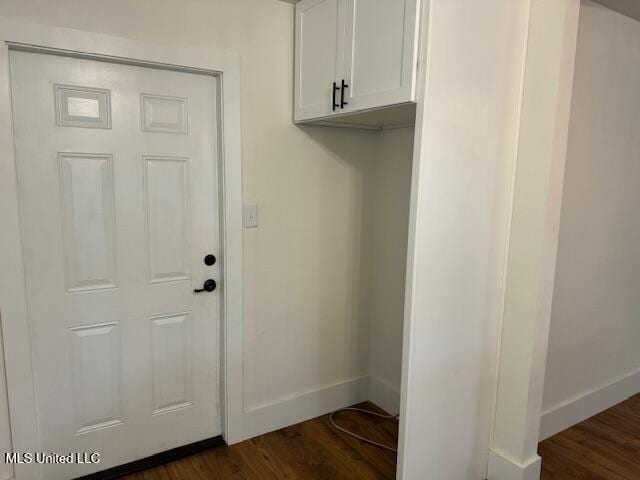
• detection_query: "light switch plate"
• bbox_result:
[243,204,258,228]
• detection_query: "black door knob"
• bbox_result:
[194,279,216,293]
[204,254,216,266]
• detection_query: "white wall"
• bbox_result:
[398,1,532,478]
[0,0,381,467]
[0,327,11,480]
[541,1,640,435]
[368,127,413,415]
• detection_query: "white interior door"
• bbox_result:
[9,50,221,479]
[294,0,346,121]
[343,0,419,112]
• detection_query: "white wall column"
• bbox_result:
[488,1,580,479]
[397,1,531,478]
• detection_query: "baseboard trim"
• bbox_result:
[243,375,369,439]
[487,449,541,480]
[74,435,224,480]
[539,367,640,441]
[368,375,400,415]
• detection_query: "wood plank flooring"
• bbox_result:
[539,393,640,480]
[120,395,640,479]
[122,402,398,480]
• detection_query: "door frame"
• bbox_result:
[0,17,244,479]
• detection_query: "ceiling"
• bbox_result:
[593,0,640,22]
[277,0,640,21]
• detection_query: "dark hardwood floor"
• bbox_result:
[539,393,640,480]
[119,394,640,479]
[121,402,398,480]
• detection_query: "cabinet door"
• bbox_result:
[294,0,346,122]
[342,0,420,112]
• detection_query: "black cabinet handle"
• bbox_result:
[332,81,340,111]
[194,279,216,293]
[340,79,349,108]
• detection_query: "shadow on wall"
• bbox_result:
[297,124,378,387]
[299,124,414,408]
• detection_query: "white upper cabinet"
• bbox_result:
[294,0,345,120]
[294,0,420,124]
[344,0,419,112]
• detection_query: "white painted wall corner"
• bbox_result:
[368,375,400,415]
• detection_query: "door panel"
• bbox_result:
[143,156,191,284]
[70,322,123,434]
[59,152,117,291]
[9,50,221,479]
[294,0,345,121]
[150,312,193,415]
[343,0,419,112]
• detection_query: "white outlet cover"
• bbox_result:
[243,205,258,228]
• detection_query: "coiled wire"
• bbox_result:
[328,407,399,453]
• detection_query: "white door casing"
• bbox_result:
[0,19,243,480]
[10,49,220,479]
